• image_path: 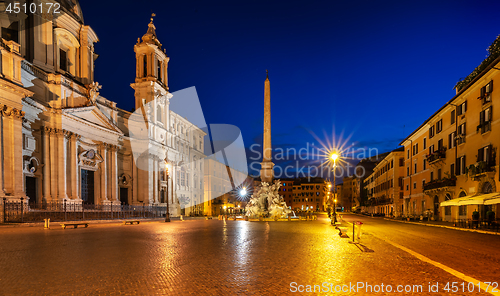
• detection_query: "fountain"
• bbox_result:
[245,179,291,219]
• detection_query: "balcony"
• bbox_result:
[368,197,393,206]
[456,134,466,145]
[423,178,456,191]
[476,121,491,134]
[467,161,496,180]
[426,148,446,164]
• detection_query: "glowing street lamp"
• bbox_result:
[328,151,341,224]
[240,187,247,196]
[164,159,171,222]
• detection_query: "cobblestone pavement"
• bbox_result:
[0,215,498,295]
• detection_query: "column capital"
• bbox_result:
[1,105,25,119]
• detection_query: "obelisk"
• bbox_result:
[260,70,274,183]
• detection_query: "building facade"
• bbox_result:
[278,178,294,208]
[291,177,329,212]
[365,148,404,217]
[400,35,500,221]
[0,1,205,217]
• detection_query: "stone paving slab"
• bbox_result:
[1,216,495,295]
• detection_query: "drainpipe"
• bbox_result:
[449,103,459,176]
[409,139,413,216]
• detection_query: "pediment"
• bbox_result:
[63,106,123,134]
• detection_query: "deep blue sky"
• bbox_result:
[80,0,500,177]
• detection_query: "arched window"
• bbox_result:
[458,191,466,198]
[445,193,452,201]
[482,182,493,194]
[54,28,80,76]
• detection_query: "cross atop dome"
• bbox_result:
[140,12,162,49]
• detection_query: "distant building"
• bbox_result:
[278,178,295,208]
[335,183,343,210]
[291,177,329,211]
[364,147,405,217]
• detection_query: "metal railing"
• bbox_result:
[2,198,167,223]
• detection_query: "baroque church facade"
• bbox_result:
[0,1,205,216]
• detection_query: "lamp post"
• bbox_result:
[330,152,340,223]
[165,159,171,222]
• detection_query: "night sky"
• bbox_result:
[79,0,500,178]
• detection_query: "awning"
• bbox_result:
[440,193,500,207]
[485,197,500,205]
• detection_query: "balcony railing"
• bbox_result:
[368,197,393,206]
[476,121,491,134]
[467,161,496,179]
[426,148,446,164]
[423,178,456,191]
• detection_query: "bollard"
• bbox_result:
[288,216,291,222]
[244,216,249,221]
[353,223,356,243]
[355,221,363,239]
[180,215,183,221]
[44,218,50,229]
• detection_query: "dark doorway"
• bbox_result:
[25,176,37,205]
[160,190,165,203]
[433,195,439,220]
[81,170,95,204]
[120,187,129,205]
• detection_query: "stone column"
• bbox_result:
[1,107,26,198]
[42,127,51,201]
[12,110,24,197]
[132,153,138,204]
[2,111,14,196]
[49,128,58,201]
[70,134,79,200]
[0,113,5,197]
[111,145,119,203]
[147,156,154,205]
[56,130,68,200]
[100,143,108,202]
[153,156,158,204]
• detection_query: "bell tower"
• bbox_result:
[131,14,170,110]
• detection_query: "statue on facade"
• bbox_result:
[86,81,102,106]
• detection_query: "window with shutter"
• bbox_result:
[59,49,67,72]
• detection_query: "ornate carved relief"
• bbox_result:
[23,156,40,176]
[78,149,103,171]
[1,105,25,118]
[119,173,132,186]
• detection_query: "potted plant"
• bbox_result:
[487,210,495,222]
